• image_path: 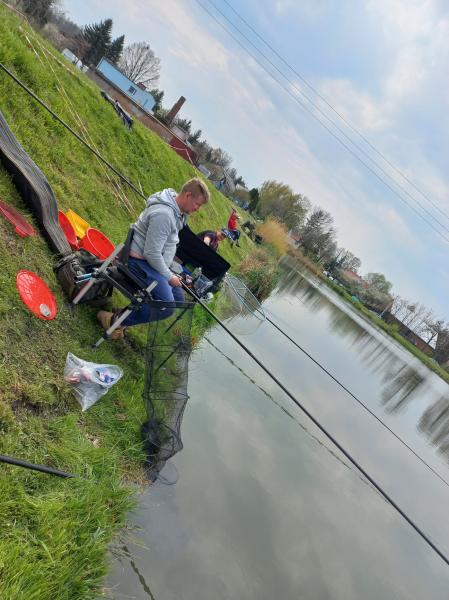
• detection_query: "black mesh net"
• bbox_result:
[141,304,195,482]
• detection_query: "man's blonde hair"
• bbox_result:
[181,177,210,202]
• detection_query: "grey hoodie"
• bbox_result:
[130,188,186,280]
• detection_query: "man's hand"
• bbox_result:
[168,274,182,287]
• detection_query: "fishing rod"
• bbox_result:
[0,454,75,478]
[262,311,449,491]
[226,274,449,490]
[182,282,449,568]
[4,61,449,566]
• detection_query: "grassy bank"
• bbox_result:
[0,5,251,598]
[287,249,449,385]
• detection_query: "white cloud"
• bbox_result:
[311,1,449,133]
[274,0,295,14]
[146,1,231,70]
[274,0,327,21]
[373,204,421,250]
[368,0,449,102]
[367,0,439,41]
[317,79,389,132]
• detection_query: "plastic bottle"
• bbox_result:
[191,267,202,282]
[195,275,212,296]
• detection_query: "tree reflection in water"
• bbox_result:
[419,397,449,456]
[277,257,449,457]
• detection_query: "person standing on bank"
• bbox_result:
[97,178,210,339]
[227,208,241,246]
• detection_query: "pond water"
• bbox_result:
[106,260,449,599]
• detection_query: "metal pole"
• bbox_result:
[71,243,123,306]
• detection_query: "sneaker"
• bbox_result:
[96,310,125,340]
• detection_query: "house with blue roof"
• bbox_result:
[95,57,155,113]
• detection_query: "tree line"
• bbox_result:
[246,179,449,361]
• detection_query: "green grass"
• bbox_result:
[0,5,253,598]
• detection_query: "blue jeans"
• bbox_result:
[122,258,185,327]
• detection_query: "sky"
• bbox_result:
[61,0,449,319]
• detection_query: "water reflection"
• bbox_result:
[420,397,449,456]
[276,259,325,311]
[278,256,449,455]
[203,334,367,486]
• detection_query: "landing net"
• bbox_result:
[141,304,195,482]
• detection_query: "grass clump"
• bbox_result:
[256,218,289,256]
[288,247,325,278]
[236,247,280,300]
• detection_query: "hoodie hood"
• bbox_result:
[147,188,185,228]
[130,188,187,280]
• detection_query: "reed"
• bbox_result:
[256,218,289,256]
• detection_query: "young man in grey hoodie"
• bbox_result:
[97,178,210,339]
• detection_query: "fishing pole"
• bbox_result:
[262,310,449,491]
[0,61,146,201]
[0,454,75,478]
[182,282,449,569]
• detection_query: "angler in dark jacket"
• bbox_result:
[197,228,229,251]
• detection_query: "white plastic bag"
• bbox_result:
[64,352,123,411]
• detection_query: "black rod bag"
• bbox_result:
[176,225,231,280]
[0,109,71,255]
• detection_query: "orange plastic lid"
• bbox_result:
[0,199,35,238]
[58,210,78,248]
[16,270,57,320]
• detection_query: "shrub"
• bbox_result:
[256,218,289,256]
[287,247,324,278]
[236,247,280,299]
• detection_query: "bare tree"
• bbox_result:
[336,249,362,273]
[209,147,232,168]
[422,317,446,346]
[434,327,449,364]
[118,42,160,87]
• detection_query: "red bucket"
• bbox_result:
[79,227,115,260]
[58,210,78,249]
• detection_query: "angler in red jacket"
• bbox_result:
[227,208,241,246]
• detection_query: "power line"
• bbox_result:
[207,0,449,233]
[221,0,449,226]
[195,0,449,245]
